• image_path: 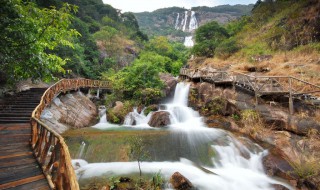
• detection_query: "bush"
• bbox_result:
[215,38,240,59]
[192,21,229,57]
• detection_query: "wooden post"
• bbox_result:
[289,77,294,115]
[254,77,258,106]
[96,88,100,98]
[232,75,236,92]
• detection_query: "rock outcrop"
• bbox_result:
[187,81,320,189]
[148,111,171,128]
[160,73,178,97]
[41,91,97,134]
[107,101,130,124]
[170,172,194,190]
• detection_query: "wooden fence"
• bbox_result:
[31,79,111,190]
[180,68,320,114]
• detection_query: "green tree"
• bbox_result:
[192,21,229,57]
[0,0,79,83]
[127,136,149,183]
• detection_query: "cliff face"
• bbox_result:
[134,4,253,42]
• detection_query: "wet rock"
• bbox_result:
[262,149,295,181]
[170,172,194,190]
[206,116,232,130]
[198,82,214,103]
[113,101,124,114]
[160,73,178,97]
[107,101,132,124]
[148,111,170,128]
[272,184,290,190]
[144,104,158,115]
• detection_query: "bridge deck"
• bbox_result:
[0,124,50,190]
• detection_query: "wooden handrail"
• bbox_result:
[180,68,320,96]
[30,78,111,190]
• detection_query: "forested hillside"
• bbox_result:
[0,0,189,105]
[0,0,147,85]
[134,4,253,41]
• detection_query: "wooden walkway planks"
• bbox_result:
[0,124,50,190]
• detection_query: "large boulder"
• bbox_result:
[113,101,124,114]
[41,92,97,133]
[198,82,214,103]
[148,111,171,128]
[170,172,194,190]
[159,73,178,97]
[107,101,131,124]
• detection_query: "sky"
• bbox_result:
[102,0,257,13]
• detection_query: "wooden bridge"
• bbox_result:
[180,68,320,114]
[0,79,110,190]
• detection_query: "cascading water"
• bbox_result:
[174,13,180,30]
[189,11,198,31]
[73,82,292,190]
[184,36,194,47]
[77,141,86,159]
[182,11,188,31]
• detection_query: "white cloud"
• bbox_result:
[102,0,257,13]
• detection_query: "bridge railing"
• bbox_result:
[180,68,320,114]
[31,78,111,190]
[180,68,231,82]
[232,71,320,97]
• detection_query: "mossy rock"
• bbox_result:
[144,104,158,115]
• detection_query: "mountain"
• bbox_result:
[134,4,253,43]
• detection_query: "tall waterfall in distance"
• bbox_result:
[182,11,188,31]
[189,11,198,31]
[174,13,180,30]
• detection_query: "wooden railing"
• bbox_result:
[180,68,232,82]
[180,68,320,114]
[31,79,111,190]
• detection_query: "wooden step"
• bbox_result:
[0,119,30,124]
[0,175,48,190]
[0,113,32,117]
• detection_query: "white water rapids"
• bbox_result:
[74,83,292,190]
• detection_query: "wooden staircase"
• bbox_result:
[0,88,46,124]
[0,88,50,190]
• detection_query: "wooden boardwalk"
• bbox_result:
[0,89,50,190]
[180,68,320,114]
[0,124,50,190]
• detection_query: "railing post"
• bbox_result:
[254,77,258,106]
[289,77,294,115]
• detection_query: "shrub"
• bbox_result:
[215,38,240,59]
[287,148,320,179]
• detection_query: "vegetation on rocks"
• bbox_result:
[102,36,188,107]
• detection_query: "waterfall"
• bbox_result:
[75,82,293,190]
[189,11,198,31]
[78,141,86,159]
[184,36,194,47]
[182,11,188,31]
[174,13,180,30]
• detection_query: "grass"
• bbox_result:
[240,109,265,136]
[287,148,320,179]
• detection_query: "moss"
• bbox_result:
[107,101,134,124]
[201,97,226,116]
[107,109,121,124]
[144,104,158,115]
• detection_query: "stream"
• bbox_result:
[66,82,292,190]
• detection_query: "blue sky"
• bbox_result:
[102,0,257,13]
